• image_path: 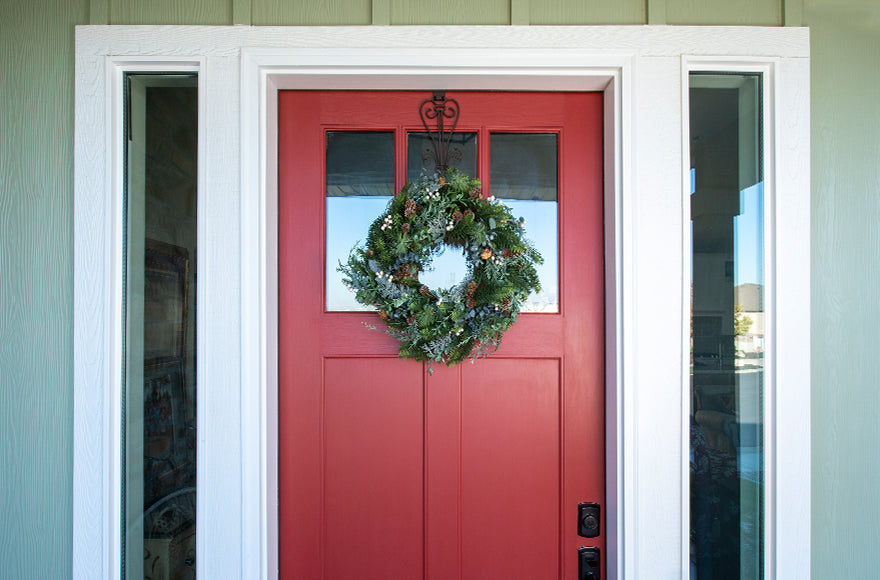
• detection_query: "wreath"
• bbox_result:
[338,169,543,369]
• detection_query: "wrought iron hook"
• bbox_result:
[419,91,460,173]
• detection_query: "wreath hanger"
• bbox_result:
[419,91,461,172]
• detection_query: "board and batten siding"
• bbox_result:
[0,0,88,578]
[2,0,879,578]
[87,0,785,26]
[806,1,880,578]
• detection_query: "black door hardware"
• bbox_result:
[578,502,600,538]
[578,546,601,580]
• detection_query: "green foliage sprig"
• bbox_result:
[338,169,543,370]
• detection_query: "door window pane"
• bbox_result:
[490,133,559,312]
[404,131,478,289]
[124,74,198,579]
[406,131,477,182]
[689,72,764,580]
[326,131,395,310]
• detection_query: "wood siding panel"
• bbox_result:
[666,0,782,25]
[530,0,646,25]
[0,0,89,578]
[806,2,880,578]
[391,0,509,25]
[111,0,230,24]
[253,0,371,25]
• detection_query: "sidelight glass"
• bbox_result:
[490,133,559,312]
[689,72,764,580]
[123,74,198,579]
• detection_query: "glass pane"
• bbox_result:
[689,73,764,580]
[326,131,394,197]
[490,133,558,312]
[406,131,477,182]
[124,75,198,578]
[404,131,478,290]
[326,131,394,310]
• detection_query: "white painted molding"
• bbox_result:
[75,25,810,580]
[75,25,810,58]
[681,56,811,580]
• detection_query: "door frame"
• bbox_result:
[242,49,631,578]
[74,25,811,579]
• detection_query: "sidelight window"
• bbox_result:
[123,73,199,579]
[689,72,765,580]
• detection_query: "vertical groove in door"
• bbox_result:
[455,365,464,580]
[320,356,327,580]
[422,364,428,580]
[558,359,566,578]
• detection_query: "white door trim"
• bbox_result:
[74,25,810,579]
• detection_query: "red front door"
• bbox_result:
[278,91,605,579]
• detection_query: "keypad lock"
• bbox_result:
[578,547,601,580]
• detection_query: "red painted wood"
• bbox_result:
[460,359,561,578]
[279,91,605,579]
[425,366,462,580]
[323,358,425,577]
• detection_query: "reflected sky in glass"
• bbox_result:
[326,196,390,311]
[326,197,557,312]
[735,182,764,287]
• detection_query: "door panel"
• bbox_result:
[323,358,424,578]
[460,359,561,578]
[279,91,604,579]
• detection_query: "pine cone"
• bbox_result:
[466,281,478,296]
[404,198,417,218]
[501,249,514,258]
[466,297,477,308]
[401,222,411,234]
[469,187,482,200]
[463,209,475,220]
[379,310,389,321]
[452,210,464,223]
[419,285,431,296]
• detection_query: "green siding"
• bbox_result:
[807,1,880,578]
[253,0,371,26]
[110,0,230,24]
[530,0,645,25]
[666,0,782,25]
[391,0,510,25]
[3,1,880,578]
[0,0,88,578]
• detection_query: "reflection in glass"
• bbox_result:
[689,73,763,580]
[326,132,395,310]
[406,131,477,182]
[326,196,392,311]
[124,74,198,579]
[327,131,394,197]
[491,133,558,312]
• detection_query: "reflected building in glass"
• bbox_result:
[689,73,764,580]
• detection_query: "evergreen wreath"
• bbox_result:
[338,169,543,370]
